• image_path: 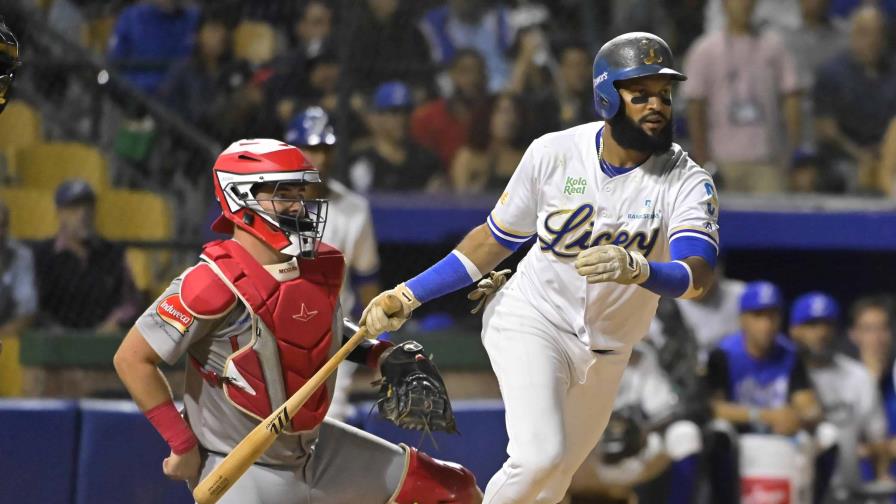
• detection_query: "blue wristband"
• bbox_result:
[641,261,691,298]
[406,251,482,303]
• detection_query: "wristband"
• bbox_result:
[405,250,483,304]
[641,260,691,298]
[145,400,197,455]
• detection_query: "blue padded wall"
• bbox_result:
[75,400,192,504]
[0,399,79,504]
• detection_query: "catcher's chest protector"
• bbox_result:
[200,239,344,432]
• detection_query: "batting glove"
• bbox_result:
[575,245,649,285]
[467,269,512,314]
[361,283,420,337]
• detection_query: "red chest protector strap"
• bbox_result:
[199,239,345,432]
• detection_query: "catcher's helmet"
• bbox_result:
[0,17,21,115]
[285,106,336,148]
[592,32,686,120]
[211,139,328,259]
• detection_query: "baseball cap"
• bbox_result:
[371,81,412,112]
[54,179,96,207]
[739,281,783,313]
[790,292,840,326]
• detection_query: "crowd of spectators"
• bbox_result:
[55,0,896,197]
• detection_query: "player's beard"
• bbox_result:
[607,109,673,154]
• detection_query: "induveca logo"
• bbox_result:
[157,294,194,334]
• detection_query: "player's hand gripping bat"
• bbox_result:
[192,295,403,504]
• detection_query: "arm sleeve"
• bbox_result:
[487,141,541,250]
[134,274,223,366]
[11,245,38,318]
[706,348,730,399]
[668,169,720,256]
[787,357,812,397]
[349,201,381,278]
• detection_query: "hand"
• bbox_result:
[763,408,801,436]
[162,444,201,483]
[467,269,511,314]
[361,283,420,337]
[575,245,649,285]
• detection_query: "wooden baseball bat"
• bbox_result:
[192,295,402,504]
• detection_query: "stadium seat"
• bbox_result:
[75,400,193,504]
[95,189,174,295]
[16,142,108,193]
[233,20,277,66]
[355,399,508,489]
[0,187,58,240]
[0,399,79,504]
[0,101,43,178]
[96,189,172,241]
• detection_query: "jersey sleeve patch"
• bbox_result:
[180,263,237,319]
[156,294,195,334]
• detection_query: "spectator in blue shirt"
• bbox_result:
[107,0,199,95]
[704,281,823,503]
[420,0,515,92]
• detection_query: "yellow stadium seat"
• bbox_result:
[0,101,43,177]
[95,189,172,241]
[96,189,174,296]
[16,142,108,193]
[233,21,277,66]
[0,187,58,240]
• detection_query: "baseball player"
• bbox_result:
[789,292,889,495]
[363,32,720,503]
[113,139,481,503]
[285,106,383,420]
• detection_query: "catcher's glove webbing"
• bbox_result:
[376,340,457,434]
[598,408,647,464]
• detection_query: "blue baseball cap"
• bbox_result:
[54,179,96,207]
[790,292,840,326]
[285,106,336,148]
[740,281,783,313]
[371,81,412,111]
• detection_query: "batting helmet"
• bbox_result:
[285,106,336,148]
[592,32,686,120]
[0,17,21,115]
[211,139,328,259]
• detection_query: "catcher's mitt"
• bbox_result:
[375,340,457,433]
[598,407,647,464]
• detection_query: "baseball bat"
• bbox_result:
[192,294,402,504]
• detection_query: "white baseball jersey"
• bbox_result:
[488,121,719,350]
[613,344,679,418]
[810,353,887,443]
[676,278,746,356]
[320,180,380,315]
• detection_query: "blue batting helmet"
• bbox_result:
[285,106,336,148]
[592,32,686,120]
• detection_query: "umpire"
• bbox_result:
[0,16,20,115]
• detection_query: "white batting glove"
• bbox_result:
[360,283,421,337]
[575,245,650,285]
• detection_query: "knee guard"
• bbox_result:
[394,446,480,504]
